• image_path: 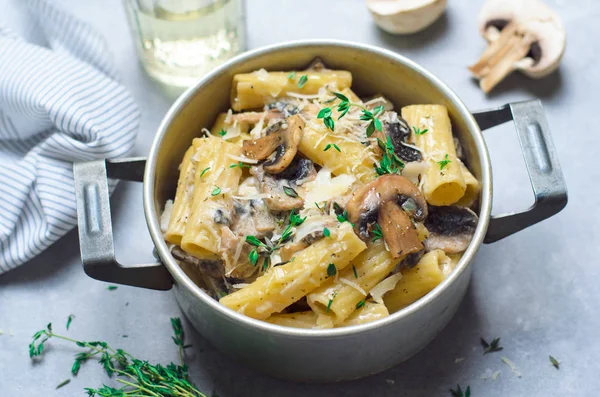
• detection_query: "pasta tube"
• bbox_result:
[299,120,377,183]
[402,105,466,206]
[383,249,452,313]
[306,240,399,325]
[456,159,481,207]
[181,136,242,257]
[231,70,352,111]
[219,223,366,320]
[165,139,203,245]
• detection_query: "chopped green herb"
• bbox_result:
[289,211,306,226]
[323,227,331,238]
[245,236,266,248]
[412,126,428,135]
[337,210,349,223]
[375,136,405,175]
[66,314,74,330]
[249,249,259,266]
[288,71,296,80]
[326,299,334,313]
[317,107,335,131]
[262,257,270,271]
[107,286,118,291]
[450,384,470,397]
[218,129,227,137]
[356,300,366,309]
[371,224,383,242]
[438,154,451,171]
[211,187,221,196]
[324,143,341,152]
[549,355,560,369]
[297,75,308,88]
[481,337,503,355]
[199,167,210,177]
[56,379,70,389]
[352,265,358,279]
[327,263,337,277]
[283,186,298,198]
[229,162,250,169]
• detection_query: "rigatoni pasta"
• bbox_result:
[161,61,480,329]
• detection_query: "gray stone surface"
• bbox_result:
[0,0,597,395]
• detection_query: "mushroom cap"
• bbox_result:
[478,0,566,78]
[367,0,447,35]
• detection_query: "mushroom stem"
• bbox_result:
[378,201,423,258]
[469,22,537,92]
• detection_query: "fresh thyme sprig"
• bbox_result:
[317,92,384,135]
[170,317,192,364]
[245,211,306,268]
[375,136,405,176]
[480,337,503,355]
[297,75,308,88]
[28,320,207,397]
[450,384,471,397]
[218,129,227,137]
[229,162,251,169]
[356,300,366,309]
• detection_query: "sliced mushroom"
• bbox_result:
[219,227,258,280]
[242,114,305,174]
[367,0,447,35]
[275,157,317,186]
[424,206,478,254]
[384,116,422,163]
[230,199,276,238]
[346,175,428,259]
[469,0,566,93]
[171,246,224,279]
[252,166,304,211]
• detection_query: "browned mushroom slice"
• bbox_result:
[346,174,428,259]
[378,201,423,258]
[242,115,305,174]
[424,206,478,254]
[171,246,223,279]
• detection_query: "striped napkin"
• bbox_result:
[0,0,139,272]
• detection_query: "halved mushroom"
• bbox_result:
[469,0,566,93]
[242,114,305,174]
[424,206,478,253]
[367,0,448,35]
[346,174,428,259]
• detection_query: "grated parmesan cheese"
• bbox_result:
[160,200,174,233]
[370,273,403,304]
[339,278,367,296]
[227,153,259,164]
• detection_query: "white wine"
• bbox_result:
[125,0,245,89]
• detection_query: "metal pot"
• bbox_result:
[73,40,567,382]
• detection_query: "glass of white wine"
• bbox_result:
[123,0,246,90]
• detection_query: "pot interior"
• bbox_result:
[151,43,484,212]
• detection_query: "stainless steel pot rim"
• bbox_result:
[144,39,492,338]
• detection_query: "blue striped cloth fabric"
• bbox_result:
[0,0,139,272]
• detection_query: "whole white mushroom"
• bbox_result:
[366,0,448,35]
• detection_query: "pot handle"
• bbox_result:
[73,158,172,290]
[473,100,568,243]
